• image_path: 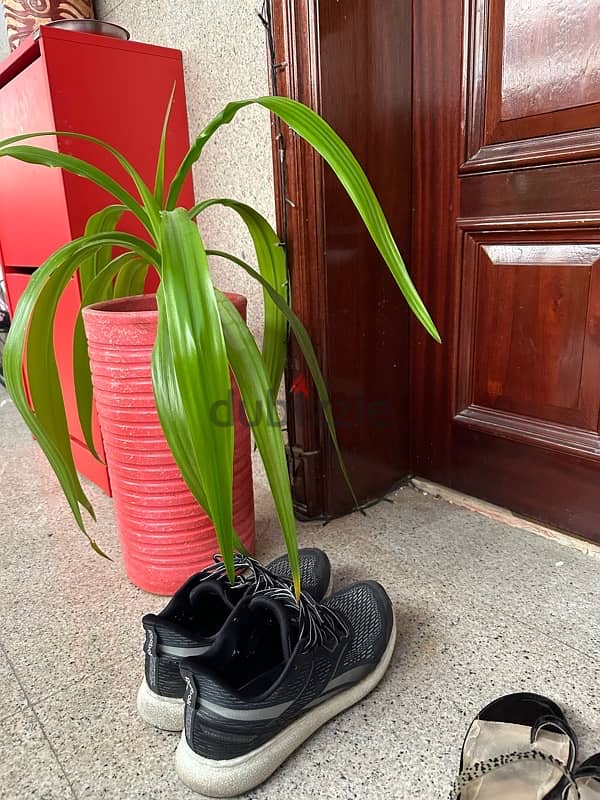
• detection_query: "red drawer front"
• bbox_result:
[0,57,72,266]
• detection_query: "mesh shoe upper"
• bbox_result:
[142,548,332,699]
[181,580,395,760]
[264,547,331,600]
[323,581,391,670]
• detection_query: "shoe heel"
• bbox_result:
[136,678,184,732]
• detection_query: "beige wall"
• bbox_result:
[0,16,8,59]
[0,2,275,339]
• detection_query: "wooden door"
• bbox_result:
[270,0,414,519]
[412,0,600,541]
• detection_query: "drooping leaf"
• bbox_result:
[0,144,154,235]
[155,210,235,582]
[151,293,250,559]
[3,233,159,553]
[216,290,300,596]
[4,253,98,549]
[208,249,359,510]
[190,199,287,398]
[78,206,127,295]
[0,130,160,233]
[74,252,145,459]
[113,260,149,299]
[168,97,439,342]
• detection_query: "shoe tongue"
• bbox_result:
[188,579,238,610]
[248,593,299,660]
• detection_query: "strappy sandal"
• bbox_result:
[450,692,578,799]
[564,755,600,799]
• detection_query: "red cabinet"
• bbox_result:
[0,26,195,493]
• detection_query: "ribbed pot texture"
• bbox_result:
[82,293,255,594]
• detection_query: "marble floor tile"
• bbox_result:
[0,708,74,800]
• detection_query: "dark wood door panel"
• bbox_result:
[452,426,600,540]
[475,257,591,420]
[319,0,414,515]
[464,0,600,171]
[456,229,600,438]
[410,0,463,483]
[414,0,600,542]
[461,161,600,217]
[500,0,600,120]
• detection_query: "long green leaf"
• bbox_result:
[152,296,209,510]
[151,294,250,559]
[0,145,153,235]
[156,210,235,582]
[79,206,127,295]
[74,252,144,459]
[4,233,159,554]
[5,252,99,551]
[208,249,359,510]
[154,84,177,205]
[168,97,439,342]
[190,199,287,397]
[216,290,300,596]
[166,100,251,209]
[113,261,149,299]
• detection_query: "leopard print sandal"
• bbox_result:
[450,693,578,800]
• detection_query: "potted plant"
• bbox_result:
[1,93,440,596]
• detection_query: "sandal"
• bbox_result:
[564,755,600,799]
[450,692,577,799]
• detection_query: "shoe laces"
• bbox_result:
[254,585,350,653]
[196,553,295,593]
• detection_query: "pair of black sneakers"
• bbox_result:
[137,549,396,797]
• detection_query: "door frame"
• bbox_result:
[269,0,415,519]
[409,0,463,483]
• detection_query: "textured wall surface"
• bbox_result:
[97,0,275,338]
[0,15,8,59]
[0,2,275,338]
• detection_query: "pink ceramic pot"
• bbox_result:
[82,293,255,594]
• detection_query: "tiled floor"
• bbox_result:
[1,384,599,799]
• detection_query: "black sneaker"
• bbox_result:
[137,550,332,731]
[175,581,396,797]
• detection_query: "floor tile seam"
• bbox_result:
[28,702,80,800]
[500,613,600,668]
[0,706,27,726]
[0,637,32,713]
[0,640,79,800]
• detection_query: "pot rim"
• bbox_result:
[82,291,247,321]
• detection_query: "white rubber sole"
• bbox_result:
[136,573,335,733]
[136,678,184,732]
[175,616,397,797]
